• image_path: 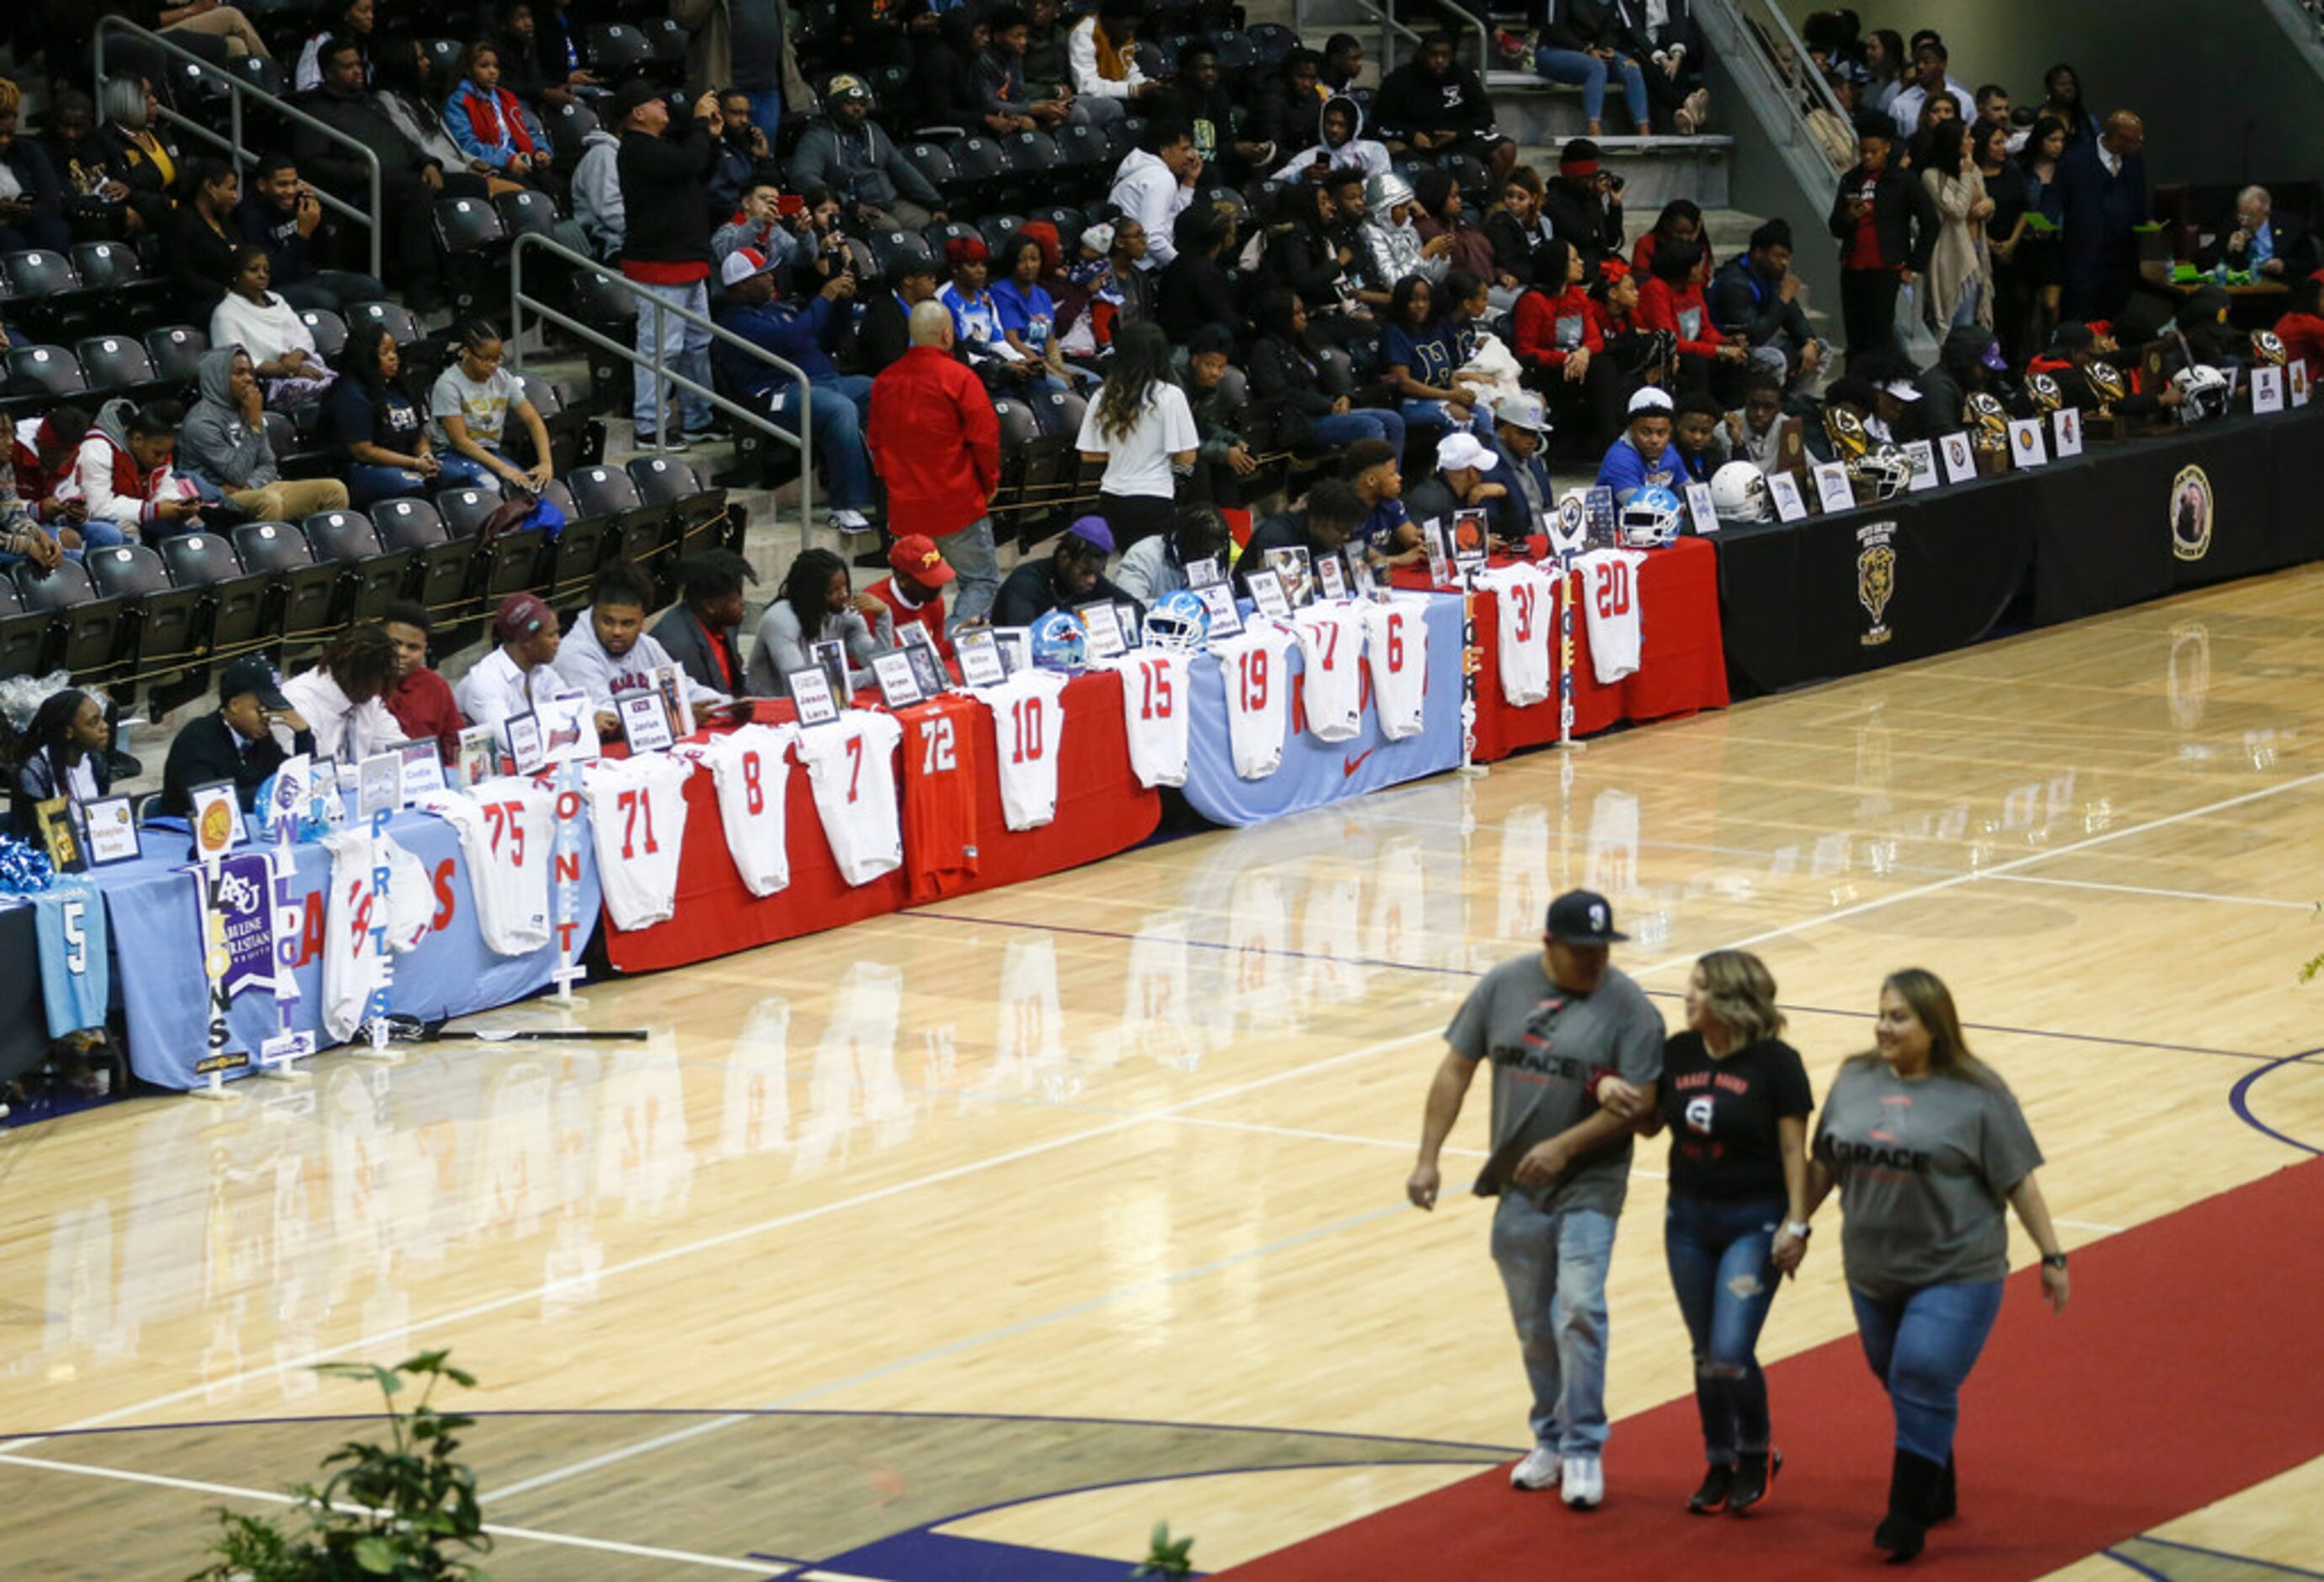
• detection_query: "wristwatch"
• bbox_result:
[2041,1252,2069,1269]
[1782,1220,1812,1239]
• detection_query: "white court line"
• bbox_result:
[1620,770,2324,979]
[2,1022,1452,1455]
[1986,873,2313,911]
[21,767,2311,1482]
[0,1451,781,1574]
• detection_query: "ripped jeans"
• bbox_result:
[1489,1194,1617,1456]
[1664,1193,1786,1462]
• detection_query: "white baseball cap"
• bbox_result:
[1627,386,1675,416]
[1435,431,1496,473]
[1882,379,1924,404]
[719,246,780,288]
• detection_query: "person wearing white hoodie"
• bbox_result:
[1360,170,1452,297]
[1270,94,1394,185]
[1108,119,1201,270]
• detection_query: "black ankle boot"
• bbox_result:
[1927,1454,1956,1524]
[1728,1447,1780,1514]
[1686,1462,1734,1514]
[1874,1450,1945,1562]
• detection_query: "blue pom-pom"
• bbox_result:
[0,836,56,895]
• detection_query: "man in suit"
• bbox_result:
[2194,185,2310,280]
[651,549,756,697]
[161,655,316,815]
[2055,110,2150,322]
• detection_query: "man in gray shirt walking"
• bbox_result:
[1408,889,1664,1510]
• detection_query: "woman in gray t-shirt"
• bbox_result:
[1801,968,2069,1564]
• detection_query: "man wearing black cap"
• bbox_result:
[1408,888,1664,1512]
[2031,322,2178,418]
[161,656,318,815]
[617,80,724,448]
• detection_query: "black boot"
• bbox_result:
[1728,1447,1780,1514]
[1686,1462,1734,1514]
[1874,1450,1944,1563]
[1927,1454,1956,1524]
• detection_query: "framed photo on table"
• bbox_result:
[80,794,140,867]
[956,626,1007,687]
[807,639,849,705]
[1315,551,1349,601]
[1811,460,1855,515]
[869,650,925,710]
[1194,582,1244,639]
[787,665,840,725]
[1904,439,1940,491]
[395,738,446,801]
[1262,545,1312,607]
[1246,568,1293,621]
[503,711,545,775]
[1077,601,1129,660]
[356,751,403,820]
[1186,555,1224,590]
[901,639,947,699]
[619,692,676,753]
[1766,471,1809,522]
[31,797,83,873]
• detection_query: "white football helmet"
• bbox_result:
[1849,444,1915,501]
[1617,486,1683,548]
[1709,462,1770,524]
[1141,589,1210,652]
[2172,363,2231,425]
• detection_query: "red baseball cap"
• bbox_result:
[889,533,955,585]
[494,591,555,643]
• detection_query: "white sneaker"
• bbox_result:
[828,509,873,534]
[1561,1454,1605,1509]
[1510,1447,1562,1490]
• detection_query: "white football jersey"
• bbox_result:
[1213,623,1296,779]
[319,829,434,1044]
[582,754,697,930]
[975,670,1071,831]
[1477,563,1556,707]
[1577,548,1647,683]
[1362,596,1429,740]
[1292,604,1367,743]
[421,778,554,955]
[699,724,801,897]
[1101,651,1191,788]
[794,709,904,885]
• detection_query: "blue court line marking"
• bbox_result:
[2121,1535,2324,1577]
[0,1406,1518,1457]
[902,911,2294,1065]
[2227,1048,2324,1156]
[2104,1548,2176,1580]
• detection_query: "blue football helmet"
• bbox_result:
[1142,589,1211,652]
[1030,608,1090,671]
[1617,485,1684,548]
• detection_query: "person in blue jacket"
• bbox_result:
[1595,384,1682,502]
[712,247,877,533]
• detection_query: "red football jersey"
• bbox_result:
[899,694,982,902]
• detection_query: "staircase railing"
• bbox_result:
[509,232,815,545]
[1697,0,1852,196]
[1291,0,1492,97]
[93,16,384,281]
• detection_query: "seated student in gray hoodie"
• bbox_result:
[177,347,350,522]
[786,74,945,232]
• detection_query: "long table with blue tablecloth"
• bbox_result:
[84,810,602,1090]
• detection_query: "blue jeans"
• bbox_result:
[1490,1194,1617,1456]
[347,463,430,507]
[633,278,714,440]
[744,87,783,143]
[1306,407,1408,455]
[941,515,1001,633]
[1665,1195,1786,1462]
[768,375,874,512]
[1400,397,1496,447]
[1535,47,1650,126]
[1851,1280,2005,1463]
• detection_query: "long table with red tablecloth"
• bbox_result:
[1396,534,1728,759]
[601,670,1160,972]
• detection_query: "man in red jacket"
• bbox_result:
[867,301,1002,633]
[863,533,957,660]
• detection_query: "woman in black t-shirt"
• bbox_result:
[1616,949,1813,1515]
[328,322,444,508]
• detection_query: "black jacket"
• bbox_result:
[1486,208,1559,286]
[1261,218,1354,309]
[991,558,1143,628]
[2193,212,2312,276]
[619,115,719,265]
[1827,161,1938,274]
[161,710,315,815]
[1157,253,1242,344]
[1541,177,1624,275]
[1709,255,1813,348]
[1541,0,1629,52]
[1371,63,1498,144]
[1246,333,1349,448]
[649,606,747,697]
[293,85,438,197]
[10,745,111,838]
[1237,513,1345,596]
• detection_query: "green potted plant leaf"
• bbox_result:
[1130,1520,1196,1579]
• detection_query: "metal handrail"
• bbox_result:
[508,232,816,545]
[1699,0,1852,187]
[93,16,384,281]
[1291,0,1491,105]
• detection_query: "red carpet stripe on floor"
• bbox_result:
[1215,1157,2324,1580]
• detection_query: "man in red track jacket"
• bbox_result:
[868,302,1002,634]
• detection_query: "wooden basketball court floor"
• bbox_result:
[5,566,2324,1581]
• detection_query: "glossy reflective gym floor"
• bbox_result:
[5,565,2323,1580]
